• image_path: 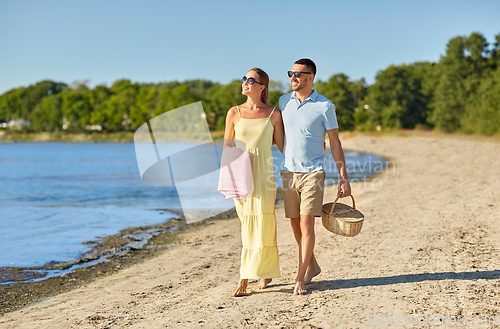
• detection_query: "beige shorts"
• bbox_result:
[280,169,326,218]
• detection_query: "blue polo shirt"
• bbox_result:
[279,89,338,173]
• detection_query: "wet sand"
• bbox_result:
[1,134,499,328]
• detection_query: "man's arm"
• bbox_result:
[327,128,351,197]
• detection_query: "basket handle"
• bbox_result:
[329,195,356,216]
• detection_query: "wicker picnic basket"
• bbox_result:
[322,195,364,237]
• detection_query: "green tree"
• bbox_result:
[183,79,216,97]
[316,73,366,131]
[31,93,63,131]
[60,89,84,131]
[153,85,198,115]
[361,63,432,129]
[94,80,139,131]
[268,80,286,108]
[131,87,157,129]
[0,87,25,122]
[22,81,66,120]
[461,66,500,135]
[0,80,66,123]
[429,33,491,132]
[492,34,500,69]
[204,81,246,131]
[79,85,110,129]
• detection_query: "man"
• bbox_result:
[279,58,351,295]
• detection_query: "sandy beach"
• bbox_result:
[1,134,499,329]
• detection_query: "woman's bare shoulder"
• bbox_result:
[226,106,239,116]
[270,107,282,124]
[270,107,282,117]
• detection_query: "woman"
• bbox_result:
[223,68,285,297]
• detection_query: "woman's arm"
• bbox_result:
[271,110,284,153]
[223,107,238,149]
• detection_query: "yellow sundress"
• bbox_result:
[233,106,280,279]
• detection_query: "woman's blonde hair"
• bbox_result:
[250,67,269,104]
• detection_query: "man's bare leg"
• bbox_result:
[291,217,321,286]
[290,217,303,273]
[255,279,272,289]
[293,215,315,295]
[305,254,321,284]
[233,279,249,297]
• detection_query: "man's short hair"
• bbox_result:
[294,58,316,76]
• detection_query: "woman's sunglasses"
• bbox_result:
[287,71,312,78]
[242,76,264,85]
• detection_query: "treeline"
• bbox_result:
[1,32,499,135]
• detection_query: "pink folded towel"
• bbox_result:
[218,147,253,199]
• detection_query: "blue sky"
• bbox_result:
[0,0,499,94]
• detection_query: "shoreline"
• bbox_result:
[1,134,499,328]
[0,188,287,313]
[0,207,239,315]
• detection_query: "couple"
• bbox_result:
[223,58,352,296]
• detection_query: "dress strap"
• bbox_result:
[236,106,242,118]
[268,107,276,118]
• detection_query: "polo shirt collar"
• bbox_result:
[291,89,319,102]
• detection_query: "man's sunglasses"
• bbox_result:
[242,76,264,85]
[287,71,312,78]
